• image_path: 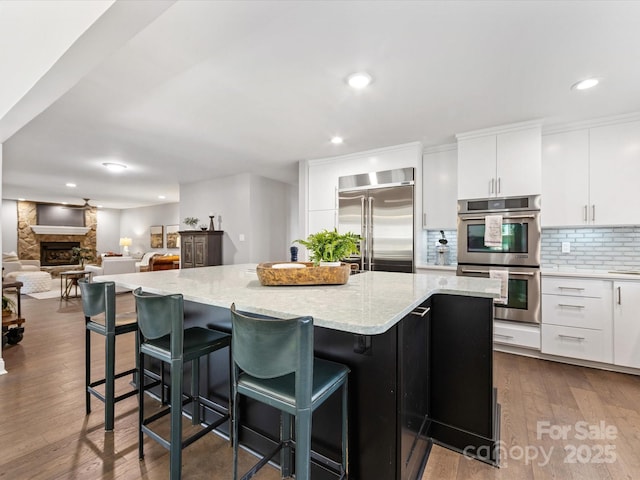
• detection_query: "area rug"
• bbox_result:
[26,288,68,300]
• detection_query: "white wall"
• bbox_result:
[119,203,180,256]
[1,144,5,373]
[1,199,17,253]
[180,173,292,264]
[96,208,121,253]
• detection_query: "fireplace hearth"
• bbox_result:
[40,242,81,266]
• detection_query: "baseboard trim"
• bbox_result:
[494,344,640,376]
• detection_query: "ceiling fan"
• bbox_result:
[63,198,94,210]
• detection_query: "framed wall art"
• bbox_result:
[150,225,164,248]
[166,224,180,248]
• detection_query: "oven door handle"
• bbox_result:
[460,214,537,221]
[459,268,536,277]
[459,268,489,275]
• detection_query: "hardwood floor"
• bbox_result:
[2,293,639,479]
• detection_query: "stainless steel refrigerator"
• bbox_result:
[338,168,414,273]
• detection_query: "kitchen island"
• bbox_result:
[98,264,501,479]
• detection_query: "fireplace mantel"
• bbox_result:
[30,225,90,235]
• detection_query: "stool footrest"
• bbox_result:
[241,441,287,480]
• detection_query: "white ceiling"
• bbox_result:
[2,0,640,209]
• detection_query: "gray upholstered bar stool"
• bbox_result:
[133,288,232,480]
[230,304,350,480]
[79,279,139,432]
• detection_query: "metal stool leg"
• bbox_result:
[281,413,292,477]
[105,331,116,431]
[85,326,91,415]
[295,409,312,480]
[169,358,183,480]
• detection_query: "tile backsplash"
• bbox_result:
[423,229,457,265]
[423,226,640,270]
[541,226,640,270]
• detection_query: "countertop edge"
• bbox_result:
[542,269,640,281]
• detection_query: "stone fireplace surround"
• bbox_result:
[16,201,97,273]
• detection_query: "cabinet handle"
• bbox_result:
[423,213,427,228]
[490,178,495,194]
[411,306,431,317]
[617,286,622,305]
[558,286,585,291]
[558,304,585,309]
[497,177,501,194]
[583,205,588,222]
[494,333,514,339]
[592,205,596,222]
[509,271,536,277]
[460,268,488,275]
[558,334,585,341]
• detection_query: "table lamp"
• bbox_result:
[119,237,132,256]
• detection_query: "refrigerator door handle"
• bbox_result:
[368,196,374,271]
[360,196,366,271]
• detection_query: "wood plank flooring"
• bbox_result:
[1,293,640,479]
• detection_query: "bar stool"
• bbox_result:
[133,288,231,480]
[79,279,139,432]
[230,304,350,480]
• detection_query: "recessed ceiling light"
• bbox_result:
[18,198,25,201]
[102,162,127,172]
[66,183,77,188]
[331,136,344,145]
[346,72,372,89]
[571,78,599,90]
[158,195,166,200]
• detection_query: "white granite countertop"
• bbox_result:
[97,264,500,335]
[542,267,640,281]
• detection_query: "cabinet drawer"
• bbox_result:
[542,294,611,330]
[542,277,611,298]
[541,324,612,363]
[493,320,540,350]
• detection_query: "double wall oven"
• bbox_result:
[456,195,541,324]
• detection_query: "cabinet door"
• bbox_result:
[590,120,640,225]
[181,235,194,268]
[194,235,207,267]
[457,135,497,199]
[541,130,590,226]
[308,164,338,211]
[496,127,541,197]
[423,148,457,229]
[613,282,640,368]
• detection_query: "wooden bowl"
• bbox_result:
[256,262,350,286]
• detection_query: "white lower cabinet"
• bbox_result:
[542,324,612,363]
[541,277,613,363]
[613,281,640,369]
[494,320,540,350]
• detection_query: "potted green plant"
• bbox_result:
[183,217,199,230]
[2,295,16,317]
[71,246,94,268]
[294,229,361,266]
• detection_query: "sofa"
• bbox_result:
[2,251,41,283]
[148,255,180,271]
[135,252,160,272]
[85,256,137,277]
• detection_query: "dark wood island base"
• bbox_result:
[158,293,500,479]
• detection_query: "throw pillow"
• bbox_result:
[2,251,20,262]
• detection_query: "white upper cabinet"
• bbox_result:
[457,135,496,200]
[542,119,640,226]
[457,123,541,200]
[422,147,458,229]
[589,120,640,225]
[308,163,338,211]
[541,129,590,227]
